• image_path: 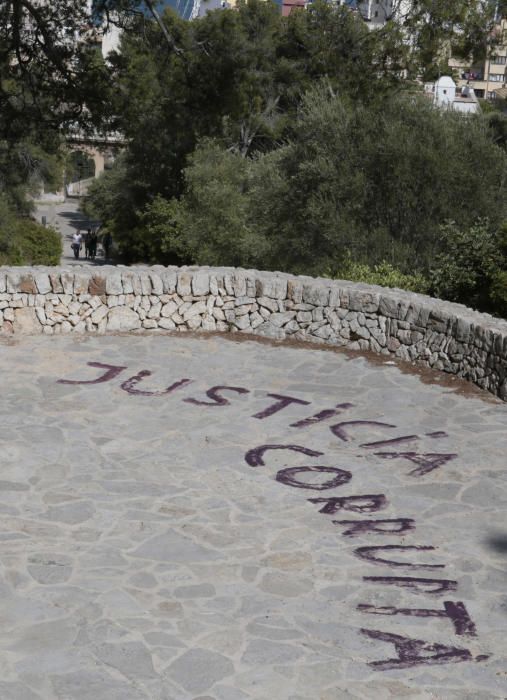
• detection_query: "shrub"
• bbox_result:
[0,197,61,265]
[429,219,507,317]
[334,260,429,294]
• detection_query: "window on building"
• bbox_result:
[487,91,497,100]
[489,73,505,82]
[491,55,507,65]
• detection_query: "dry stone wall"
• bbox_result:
[1,265,507,400]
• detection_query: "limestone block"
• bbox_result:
[139,273,152,296]
[256,321,285,339]
[379,295,399,318]
[256,276,287,300]
[192,272,210,296]
[285,320,300,334]
[245,274,256,298]
[250,312,264,329]
[68,301,81,315]
[201,314,216,331]
[106,272,123,295]
[121,272,135,295]
[34,273,51,294]
[88,275,106,296]
[171,313,184,325]
[158,318,176,330]
[49,273,64,293]
[328,287,341,307]
[177,272,192,296]
[235,305,251,317]
[232,272,247,297]
[209,275,219,296]
[91,306,109,324]
[6,270,23,293]
[233,315,251,330]
[147,302,162,319]
[183,301,207,321]
[302,284,330,306]
[387,337,401,352]
[187,316,202,330]
[269,311,296,328]
[13,307,41,334]
[313,324,332,339]
[143,319,158,329]
[61,272,74,295]
[223,274,234,295]
[73,272,90,295]
[257,297,279,312]
[159,269,177,294]
[348,290,379,313]
[35,307,47,325]
[288,279,303,304]
[161,301,178,317]
[149,272,163,295]
[106,307,141,331]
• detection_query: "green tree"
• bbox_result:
[167,88,507,282]
[389,0,503,80]
[0,195,61,265]
[430,220,507,316]
[86,0,409,254]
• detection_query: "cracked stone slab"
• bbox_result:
[0,333,506,699]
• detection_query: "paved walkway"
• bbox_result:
[33,200,111,267]
[0,333,506,699]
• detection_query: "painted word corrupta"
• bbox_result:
[58,361,489,671]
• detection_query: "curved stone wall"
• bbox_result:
[1,265,506,400]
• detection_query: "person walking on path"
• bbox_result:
[71,231,82,259]
[103,232,113,260]
[89,230,98,260]
[84,229,92,259]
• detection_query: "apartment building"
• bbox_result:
[450,17,507,101]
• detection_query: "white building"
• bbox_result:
[426,76,481,114]
[356,0,411,27]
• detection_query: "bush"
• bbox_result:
[0,197,61,265]
[333,260,429,294]
[429,220,507,317]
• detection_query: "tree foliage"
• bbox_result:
[119,89,506,294]
[430,220,507,316]
[0,196,62,265]
[388,0,504,80]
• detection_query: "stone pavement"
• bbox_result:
[0,332,506,699]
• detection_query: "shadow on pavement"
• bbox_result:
[487,535,507,554]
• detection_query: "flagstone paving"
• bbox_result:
[0,332,506,699]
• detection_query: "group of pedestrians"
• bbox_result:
[71,228,113,261]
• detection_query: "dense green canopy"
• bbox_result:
[1,0,507,312]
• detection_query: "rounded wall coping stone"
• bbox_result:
[1,265,506,400]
